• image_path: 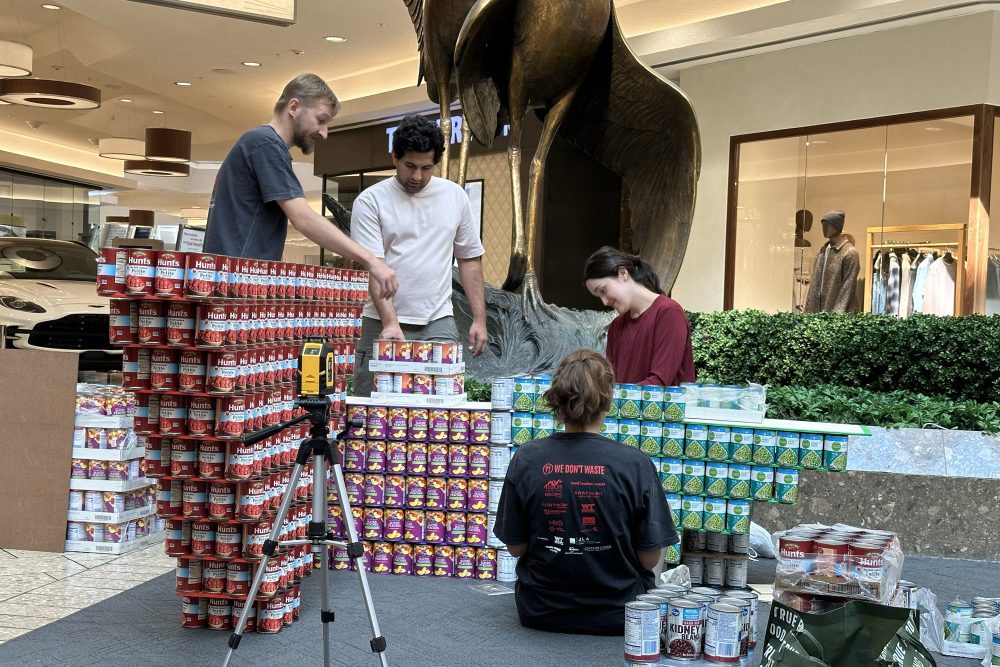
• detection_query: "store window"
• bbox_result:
[0,168,99,244]
[728,109,983,316]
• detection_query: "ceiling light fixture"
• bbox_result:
[145,127,192,162]
[99,137,146,160]
[152,109,164,114]
[323,36,347,43]
[242,61,261,67]
[925,126,943,132]
[175,81,192,87]
[0,78,101,109]
[119,98,133,103]
[0,40,33,77]
[41,3,61,9]
[123,160,190,177]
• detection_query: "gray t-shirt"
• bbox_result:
[350,176,485,325]
[204,125,304,260]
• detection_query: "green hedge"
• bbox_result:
[688,311,1000,404]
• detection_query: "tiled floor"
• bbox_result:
[0,544,173,643]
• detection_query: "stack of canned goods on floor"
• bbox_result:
[489,377,531,582]
[679,530,751,590]
[625,580,761,664]
[328,401,499,580]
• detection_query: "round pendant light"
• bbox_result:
[98,137,146,160]
[0,40,32,77]
[123,160,190,177]
[144,127,191,162]
[0,78,100,109]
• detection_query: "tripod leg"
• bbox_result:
[223,460,306,667]
[313,453,332,667]
[330,461,389,666]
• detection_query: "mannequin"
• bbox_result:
[804,209,860,313]
[794,209,813,247]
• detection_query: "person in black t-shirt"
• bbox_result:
[494,349,678,635]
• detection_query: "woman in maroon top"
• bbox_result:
[583,246,696,386]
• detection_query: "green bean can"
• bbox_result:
[726,499,751,534]
[618,384,643,420]
[705,462,729,497]
[661,423,684,458]
[511,412,534,444]
[533,413,554,439]
[601,418,620,442]
[706,426,731,462]
[776,468,799,504]
[727,463,752,499]
[798,433,823,469]
[752,430,777,466]
[776,432,800,468]
[639,421,663,456]
[511,376,536,413]
[640,385,664,421]
[663,387,686,422]
[823,435,849,471]
[608,383,621,419]
[681,495,705,531]
[619,419,641,448]
[704,499,727,533]
[666,493,681,528]
[685,424,708,459]
[750,466,774,501]
[682,460,705,495]
[730,428,754,464]
[660,459,683,493]
[533,374,552,414]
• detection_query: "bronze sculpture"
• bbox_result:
[404,0,700,300]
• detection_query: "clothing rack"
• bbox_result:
[864,223,966,315]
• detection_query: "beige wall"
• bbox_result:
[464,153,513,287]
[674,11,1000,311]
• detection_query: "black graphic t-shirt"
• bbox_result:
[494,432,678,635]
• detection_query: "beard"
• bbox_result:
[291,123,314,155]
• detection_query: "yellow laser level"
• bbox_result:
[298,338,336,396]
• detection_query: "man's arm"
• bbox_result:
[457,256,487,356]
[506,543,528,557]
[278,197,397,298]
[369,273,404,341]
[637,548,664,571]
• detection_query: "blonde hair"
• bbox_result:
[274,73,340,114]
[544,350,614,427]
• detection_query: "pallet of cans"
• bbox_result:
[625,580,761,664]
[368,339,466,402]
[330,400,498,580]
[772,523,904,605]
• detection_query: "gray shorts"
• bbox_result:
[352,316,461,396]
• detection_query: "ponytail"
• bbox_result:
[582,246,663,294]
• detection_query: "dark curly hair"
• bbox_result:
[391,114,445,163]
[544,349,615,427]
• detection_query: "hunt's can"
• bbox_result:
[98,247,128,295]
[160,395,188,437]
[491,377,514,410]
[824,435,849,471]
[206,351,238,394]
[181,596,207,628]
[207,481,235,520]
[155,251,187,298]
[215,523,242,560]
[798,432,824,469]
[625,600,662,664]
[108,299,137,345]
[185,253,224,300]
[704,602,743,663]
[814,539,850,577]
[125,248,158,296]
[750,466,774,501]
[181,479,207,518]
[776,431,800,467]
[188,397,215,437]
[137,300,166,345]
[164,302,196,348]
[666,598,704,660]
[177,350,205,393]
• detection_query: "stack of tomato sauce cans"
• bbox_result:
[99,248,369,634]
[626,580,760,664]
[326,401,497,580]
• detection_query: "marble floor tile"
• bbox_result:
[81,563,172,579]
[1,603,78,620]
[0,614,53,630]
[11,588,118,609]
[0,574,61,597]
[58,575,151,591]
[0,561,89,580]
[0,627,29,641]
[60,552,122,568]
[0,549,17,560]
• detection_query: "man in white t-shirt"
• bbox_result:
[350,114,487,395]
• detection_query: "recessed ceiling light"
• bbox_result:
[175,81,192,87]
[152,109,164,114]
[119,98,133,103]
[324,36,347,43]
[41,4,61,9]
[925,126,943,132]
[242,61,261,67]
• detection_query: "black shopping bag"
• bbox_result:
[761,600,936,667]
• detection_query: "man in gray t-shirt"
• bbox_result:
[351,114,487,396]
[204,73,396,296]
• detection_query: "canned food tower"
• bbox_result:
[101,249,368,637]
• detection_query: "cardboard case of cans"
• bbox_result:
[772,523,904,606]
[328,401,498,581]
[99,249,371,633]
[370,339,465,397]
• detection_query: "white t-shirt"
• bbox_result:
[350,176,485,325]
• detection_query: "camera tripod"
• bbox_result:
[223,396,388,667]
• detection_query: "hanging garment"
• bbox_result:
[906,252,919,315]
[897,252,913,318]
[911,252,934,314]
[885,253,901,316]
[871,252,886,314]
[804,237,860,313]
[987,256,1000,316]
[922,256,957,316]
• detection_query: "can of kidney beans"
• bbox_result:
[177,350,206,393]
[165,302,196,347]
[109,299,138,345]
[122,346,151,389]
[155,251,187,298]
[160,395,188,436]
[98,247,128,295]
[180,596,207,628]
[137,300,166,345]
[149,349,178,391]
[125,249,158,296]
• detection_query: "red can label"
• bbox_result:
[97,247,128,295]
[199,441,226,479]
[155,251,186,297]
[165,302,196,347]
[134,394,160,434]
[160,395,187,436]
[215,523,242,560]
[207,351,238,394]
[185,253,221,299]
[239,481,267,520]
[226,441,253,479]
[125,249,158,295]
[177,350,206,393]
[170,440,197,477]
[149,348,178,391]
[188,397,216,437]
[137,301,166,345]
[197,304,228,348]
[122,346,151,389]
[208,482,235,520]
[108,299,137,345]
